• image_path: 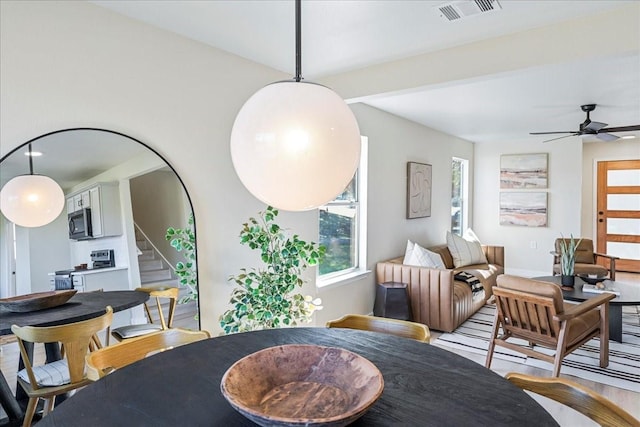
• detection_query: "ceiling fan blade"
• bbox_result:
[584,121,607,132]
[542,133,580,143]
[596,133,619,142]
[529,131,576,135]
[599,125,640,133]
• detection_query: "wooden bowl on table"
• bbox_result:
[0,290,77,313]
[220,344,384,427]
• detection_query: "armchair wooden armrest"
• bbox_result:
[554,293,615,322]
[594,252,620,261]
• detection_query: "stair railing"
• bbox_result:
[133,222,177,281]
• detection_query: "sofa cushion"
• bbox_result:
[446,231,488,268]
[403,240,416,264]
[408,243,445,269]
[427,245,455,269]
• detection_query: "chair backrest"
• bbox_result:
[136,286,179,329]
[493,275,565,347]
[554,238,595,265]
[506,373,640,427]
[11,306,113,387]
[326,314,430,342]
[86,328,211,380]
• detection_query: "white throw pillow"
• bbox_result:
[407,243,446,269]
[447,230,487,268]
[402,240,415,264]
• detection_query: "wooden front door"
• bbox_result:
[596,159,640,273]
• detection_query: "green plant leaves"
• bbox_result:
[165,213,198,304]
[220,206,324,334]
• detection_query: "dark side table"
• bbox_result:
[373,282,413,321]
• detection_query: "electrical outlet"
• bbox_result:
[530,241,537,249]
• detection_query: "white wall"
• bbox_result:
[474,138,584,277]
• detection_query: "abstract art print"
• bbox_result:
[407,162,432,219]
[500,192,547,227]
[500,153,548,189]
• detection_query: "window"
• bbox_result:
[318,137,368,283]
[451,157,469,236]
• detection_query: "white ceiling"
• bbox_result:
[90,0,640,145]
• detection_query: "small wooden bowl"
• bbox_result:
[220,344,384,427]
[0,290,77,312]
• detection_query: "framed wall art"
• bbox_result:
[499,192,547,227]
[406,161,432,219]
[500,153,548,189]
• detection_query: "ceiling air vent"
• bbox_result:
[436,0,502,21]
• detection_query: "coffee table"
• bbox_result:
[533,276,640,343]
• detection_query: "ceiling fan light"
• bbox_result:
[230,81,361,211]
[0,174,65,227]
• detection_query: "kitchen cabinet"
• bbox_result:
[66,182,122,238]
[67,191,91,214]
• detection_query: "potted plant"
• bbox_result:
[558,234,581,287]
[219,206,325,334]
[165,213,198,305]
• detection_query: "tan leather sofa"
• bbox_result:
[376,244,504,332]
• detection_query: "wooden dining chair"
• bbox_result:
[111,286,179,341]
[86,328,211,380]
[326,314,431,342]
[11,306,113,427]
[505,372,640,426]
[486,275,614,377]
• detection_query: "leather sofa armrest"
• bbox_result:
[482,245,504,267]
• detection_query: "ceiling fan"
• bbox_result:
[530,104,640,143]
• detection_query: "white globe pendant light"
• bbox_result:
[0,144,65,227]
[230,0,361,211]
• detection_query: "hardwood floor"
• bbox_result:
[1,273,638,425]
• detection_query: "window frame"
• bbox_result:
[317,137,368,287]
[451,157,469,236]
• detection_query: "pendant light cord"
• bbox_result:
[295,0,302,82]
[28,143,34,175]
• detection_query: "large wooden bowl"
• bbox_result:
[220,344,384,427]
[0,290,77,313]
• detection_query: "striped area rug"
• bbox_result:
[433,304,640,392]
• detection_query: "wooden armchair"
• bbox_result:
[485,275,614,377]
[552,238,618,280]
[11,306,113,427]
[87,328,211,380]
[111,286,179,341]
[326,314,430,342]
[506,373,640,426]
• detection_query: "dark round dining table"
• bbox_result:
[38,327,558,426]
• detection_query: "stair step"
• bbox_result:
[139,259,164,271]
[138,249,155,261]
[140,269,173,282]
[136,240,149,250]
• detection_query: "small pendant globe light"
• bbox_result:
[0,143,65,227]
[230,0,361,211]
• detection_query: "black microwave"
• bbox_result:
[68,208,93,240]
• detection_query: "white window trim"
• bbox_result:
[317,136,368,288]
[452,157,469,235]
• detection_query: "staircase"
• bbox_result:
[135,228,199,330]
